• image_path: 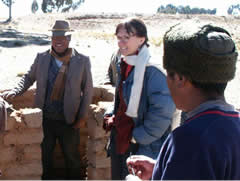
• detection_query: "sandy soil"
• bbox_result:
[0,12,240,108]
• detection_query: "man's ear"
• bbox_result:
[66,35,71,41]
[175,74,187,88]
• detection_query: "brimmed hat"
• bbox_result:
[49,20,74,37]
[163,21,238,83]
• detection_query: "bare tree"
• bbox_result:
[1,0,15,22]
[31,0,39,13]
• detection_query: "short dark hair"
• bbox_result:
[115,17,149,47]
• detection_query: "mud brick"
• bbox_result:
[3,129,43,146]
[23,144,41,161]
[21,108,42,128]
[4,161,42,178]
[87,165,111,180]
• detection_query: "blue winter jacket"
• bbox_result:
[107,60,176,159]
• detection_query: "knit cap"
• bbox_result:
[163,22,238,83]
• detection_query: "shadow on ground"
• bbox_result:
[0,28,50,48]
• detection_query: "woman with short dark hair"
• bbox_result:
[103,17,175,180]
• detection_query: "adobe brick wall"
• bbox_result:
[87,86,115,180]
[0,107,43,179]
[0,85,114,180]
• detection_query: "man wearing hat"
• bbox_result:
[126,22,240,180]
[1,20,93,179]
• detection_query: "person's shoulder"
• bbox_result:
[147,64,165,73]
[38,49,50,56]
[110,49,121,63]
[146,57,166,76]
[171,120,204,142]
[111,50,119,57]
[167,123,204,153]
[32,49,51,62]
[145,63,167,82]
[73,49,89,62]
[33,49,51,60]
[173,110,239,144]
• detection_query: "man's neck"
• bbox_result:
[183,89,225,112]
[51,47,69,57]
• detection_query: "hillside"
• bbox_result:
[0,12,240,108]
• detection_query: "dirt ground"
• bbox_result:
[0,12,240,108]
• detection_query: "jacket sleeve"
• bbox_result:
[104,52,118,86]
[104,53,121,117]
[104,54,114,85]
[132,68,176,145]
[77,58,93,119]
[12,54,38,96]
[104,85,119,117]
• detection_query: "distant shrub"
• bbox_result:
[150,36,163,47]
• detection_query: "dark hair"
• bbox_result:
[115,17,149,47]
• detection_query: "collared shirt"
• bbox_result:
[184,99,235,122]
[55,58,63,68]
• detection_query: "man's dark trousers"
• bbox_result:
[41,115,81,180]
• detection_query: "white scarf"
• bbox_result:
[125,45,151,118]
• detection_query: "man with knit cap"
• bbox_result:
[1,20,93,179]
[126,21,240,180]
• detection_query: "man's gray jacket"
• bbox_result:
[12,49,93,124]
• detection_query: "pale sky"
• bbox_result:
[0,0,239,18]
